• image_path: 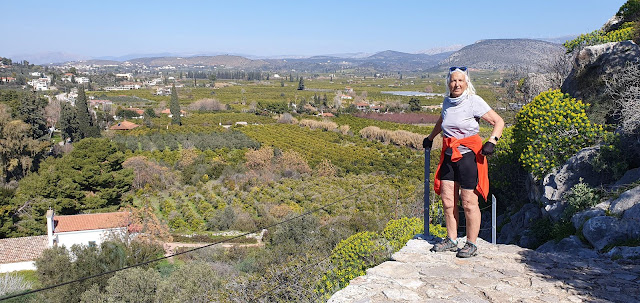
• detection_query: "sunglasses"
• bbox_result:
[449,66,468,72]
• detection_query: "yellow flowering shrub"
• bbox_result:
[563,22,636,53]
[382,217,422,251]
[513,90,603,179]
[381,217,447,251]
[316,231,387,297]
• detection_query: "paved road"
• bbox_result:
[329,238,640,303]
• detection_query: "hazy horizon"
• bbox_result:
[3,0,627,64]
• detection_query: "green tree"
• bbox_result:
[36,238,163,303]
[170,84,181,125]
[408,98,421,112]
[9,138,133,235]
[0,104,49,183]
[58,102,80,142]
[81,267,161,303]
[298,77,305,90]
[76,86,100,139]
[15,92,48,139]
[156,261,225,302]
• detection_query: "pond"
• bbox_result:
[381,91,444,97]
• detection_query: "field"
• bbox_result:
[87,71,504,112]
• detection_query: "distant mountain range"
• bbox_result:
[439,39,565,71]
[11,38,569,73]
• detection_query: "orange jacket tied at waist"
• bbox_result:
[433,134,489,200]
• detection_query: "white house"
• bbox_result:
[27,78,49,91]
[0,236,48,273]
[75,76,90,84]
[0,210,132,273]
[47,210,131,249]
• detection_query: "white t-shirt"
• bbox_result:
[441,93,491,154]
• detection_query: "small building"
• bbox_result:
[0,210,132,273]
[48,211,131,249]
[370,105,383,113]
[27,78,49,91]
[109,121,140,130]
[75,76,90,84]
[89,99,113,112]
[160,108,186,117]
[0,236,48,273]
[355,102,370,111]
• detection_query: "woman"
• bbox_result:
[423,67,504,258]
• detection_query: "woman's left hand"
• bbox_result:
[481,142,495,156]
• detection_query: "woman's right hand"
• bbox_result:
[422,137,433,149]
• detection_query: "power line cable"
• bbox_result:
[2,147,454,301]
[0,180,382,302]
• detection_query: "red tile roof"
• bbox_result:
[54,212,130,233]
[0,235,48,264]
[109,121,140,130]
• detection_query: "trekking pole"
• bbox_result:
[423,146,431,239]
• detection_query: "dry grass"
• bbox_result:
[360,126,442,149]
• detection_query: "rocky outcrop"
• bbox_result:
[496,203,542,248]
[532,146,611,221]
[609,185,640,214]
[561,40,640,124]
[329,238,640,303]
[537,235,599,259]
[611,167,640,191]
[439,39,564,72]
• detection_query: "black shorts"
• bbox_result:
[438,152,478,190]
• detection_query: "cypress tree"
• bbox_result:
[170,84,181,125]
[59,102,80,142]
[297,77,305,90]
[76,86,99,139]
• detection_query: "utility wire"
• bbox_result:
[0,180,381,302]
[4,148,490,301]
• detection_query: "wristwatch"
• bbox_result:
[491,136,500,142]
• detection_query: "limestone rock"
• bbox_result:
[572,208,605,230]
[536,236,599,259]
[611,167,640,190]
[496,203,541,245]
[329,237,640,303]
[561,41,640,124]
[606,246,640,259]
[623,203,640,221]
[582,216,640,251]
[609,185,640,215]
[600,15,624,32]
[540,146,607,206]
[541,202,567,222]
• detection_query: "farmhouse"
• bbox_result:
[109,120,140,130]
[0,210,132,273]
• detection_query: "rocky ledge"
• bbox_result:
[328,238,639,303]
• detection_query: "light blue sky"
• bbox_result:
[4,0,628,58]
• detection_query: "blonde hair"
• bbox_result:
[445,68,476,97]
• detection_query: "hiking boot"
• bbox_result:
[456,241,478,258]
[430,237,458,252]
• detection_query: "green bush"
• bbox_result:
[563,180,602,219]
[488,127,529,211]
[591,134,628,181]
[530,217,576,248]
[513,90,603,179]
[617,0,640,21]
[563,22,636,53]
[317,231,388,297]
[382,217,422,251]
